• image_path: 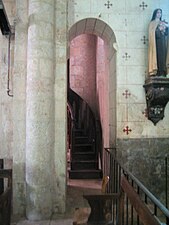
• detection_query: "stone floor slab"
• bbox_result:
[11,218,74,225]
[11,179,102,225]
[11,220,50,225]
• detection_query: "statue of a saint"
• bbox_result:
[148,9,169,76]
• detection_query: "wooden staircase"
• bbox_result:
[68,89,102,179]
[69,129,102,179]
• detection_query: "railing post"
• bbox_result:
[118,190,124,225]
[167,217,169,225]
[165,156,168,209]
[0,159,4,194]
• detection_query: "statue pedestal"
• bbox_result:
[143,77,169,125]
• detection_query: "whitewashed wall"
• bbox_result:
[0,0,15,159]
[68,0,169,140]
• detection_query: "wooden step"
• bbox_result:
[69,169,103,179]
[72,152,96,160]
[74,143,94,153]
[71,160,98,170]
[74,129,85,136]
[75,136,89,144]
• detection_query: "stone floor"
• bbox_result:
[11,179,102,225]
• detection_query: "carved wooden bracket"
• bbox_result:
[143,77,169,125]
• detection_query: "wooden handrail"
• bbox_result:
[121,175,161,225]
[127,170,169,218]
[103,148,169,225]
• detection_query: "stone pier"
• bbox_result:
[13,0,28,217]
[26,0,55,220]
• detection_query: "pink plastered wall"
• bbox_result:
[96,37,109,146]
[70,34,97,115]
[70,34,111,146]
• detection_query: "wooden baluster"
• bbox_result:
[0,159,4,194]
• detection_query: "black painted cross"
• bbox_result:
[139,2,148,10]
[122,90,131,99]
[123,126,132,135]
[122,52,131,60]
[104,0,113,9]
[141,35,148,45]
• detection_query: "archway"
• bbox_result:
[67,18,117,179]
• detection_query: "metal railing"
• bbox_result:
[103,148,169,225]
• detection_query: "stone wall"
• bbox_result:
[0,0,15,159]
[117,138,169,206]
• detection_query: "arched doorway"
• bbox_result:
[67,18,117,179]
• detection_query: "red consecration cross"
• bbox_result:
[123,126,132,135]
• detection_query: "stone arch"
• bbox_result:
[68,17,117,147]
[68,18,115,44]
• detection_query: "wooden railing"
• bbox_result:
[0,168,12,225]
[68,88,96,143]
[103,148,169,225]
[166,156,169,209]
[67,102,75,151]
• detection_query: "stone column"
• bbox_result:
[13,0,28,216]
[26,0,55,220]
[53,0,67,214]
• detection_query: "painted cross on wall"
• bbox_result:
[141,35,148,45]
[122,90,131,99]
[139,1,148,10]
[104,0,113,9]
[123,126,132,135]
[122,52,131,61]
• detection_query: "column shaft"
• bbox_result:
[26,0,55,220]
